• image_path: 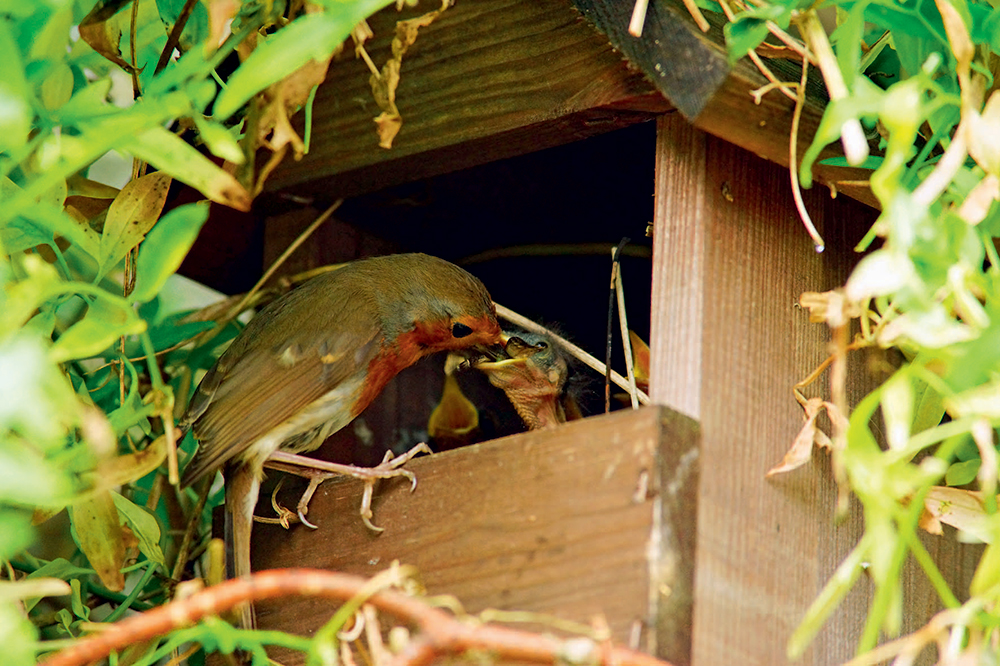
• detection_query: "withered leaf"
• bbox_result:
[369,0,451,149]
[98,171,172,279]
[922,486,997,543]
[768,397,836,476]
[79,0,136,73]
[68,490,126,591]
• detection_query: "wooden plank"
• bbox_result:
[263,0,670,201]
[261,0,876,210]
[252,407,699,666]
[648,114,980,665]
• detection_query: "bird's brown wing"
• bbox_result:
[180,274,382,485]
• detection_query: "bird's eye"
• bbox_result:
[452,322,474,338]
[536,341,549,349]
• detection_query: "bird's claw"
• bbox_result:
[261,442,432,533]
[254,479,299,528]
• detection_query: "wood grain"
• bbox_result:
[264,0,669,201]
[261,0,875,210]
[252,407,698,666]
[648,114,980,665]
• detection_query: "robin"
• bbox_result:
[179,253,504,627]
[474,330,585,429]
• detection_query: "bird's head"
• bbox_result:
[375,254,505,360]
[474,332,569,394]
[472,330,570,429]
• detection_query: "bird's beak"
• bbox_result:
[474,342,507,361]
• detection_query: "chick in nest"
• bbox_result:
[474,329,584,430]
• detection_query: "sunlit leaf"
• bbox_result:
[193,116,245,164]
[98,171,172,279]
[130,201,210,303]
[50,298,146,363]
[0,19,32,154]
[121,127,251,211]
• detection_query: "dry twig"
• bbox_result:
[493,304,651,406]
[37,569,677,666]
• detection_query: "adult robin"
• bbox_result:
[179,253,503,627]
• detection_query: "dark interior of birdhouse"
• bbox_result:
[179,120,656,474]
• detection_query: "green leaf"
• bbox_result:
[881,370,914,450]
[69,579,90,620]
[817,155,884,169]
[155,0,210,50]
[0,512,36,563]
[789,534,873,657]
[97,171,172,279]
[0,601,38,666]
[193,115,245,164]
[0,217,55,254]
[910,374,946,434]
[722,3,791,63]
[26,558,95,582]
[111,491,165,567]
[27,4,73,62]
[50,297,146,363]
[143,318,214,351]
[121,127,251,211]
[945,458,981,485]
[130,201,210,303]
[0,334,81,448]
[972,536,1000,596]
[0,17,32,137]
[213,1,395,119]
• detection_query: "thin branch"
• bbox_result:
[155,0,199,76]
[494,303,651,406]
[789,59,825,252]
[747,51,798,102]
[37,569,677,666]
[613,253,639,410]
[606,239,630,413]
[226,200,343,323]
[629,0,650,36]
[796,11,868,166]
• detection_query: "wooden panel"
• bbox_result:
[648,114,980,665]
[252,407,699,666]
[261,0,875,210]
[264,0,670,201]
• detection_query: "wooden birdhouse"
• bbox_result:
[180,1,981,664]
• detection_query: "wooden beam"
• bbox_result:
[252,407,699,666]
[648,114,978,665]
[263,0,670,201]
[262,0,875,210]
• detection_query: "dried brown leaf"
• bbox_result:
[922,486,996,542]
[966,91,1000,176]
[934,0,974,72]
[99,171,172,277]
[69,490,126,591]
[768,397,832,476]
[79,0,135,73]
[799,289,862,326]
[368,0,450,148]
[203,0,239,50]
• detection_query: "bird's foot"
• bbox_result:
[253,479,299,528]
[262,443,432,532]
